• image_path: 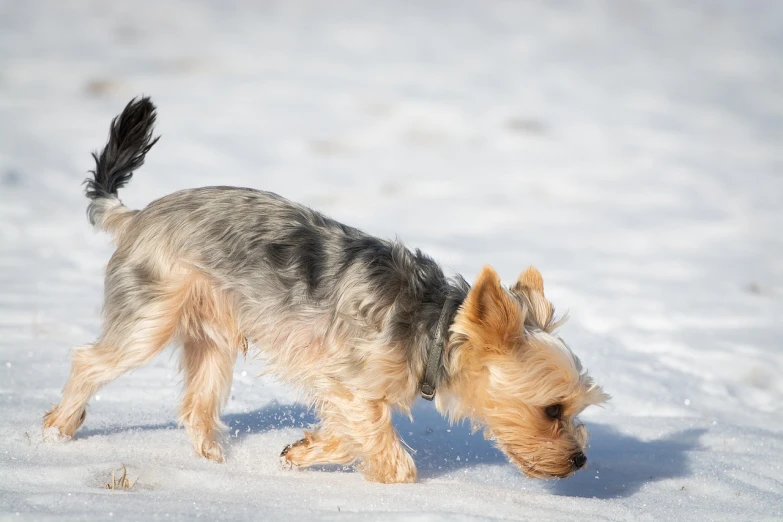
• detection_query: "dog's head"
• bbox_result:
[440,265,608,479]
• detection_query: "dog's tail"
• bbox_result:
[84,96,159,236]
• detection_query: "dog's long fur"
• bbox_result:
[44,97,607,483]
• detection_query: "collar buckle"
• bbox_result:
[420,382,436,401]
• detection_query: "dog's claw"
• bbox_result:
[280,453,299,471]
[280,443,294,470]
[280,455,291,470]
[281,439,308,470]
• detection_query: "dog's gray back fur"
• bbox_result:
[90,98,468,401]
[138,187,466,372]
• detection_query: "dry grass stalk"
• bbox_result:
[105,464,143,490]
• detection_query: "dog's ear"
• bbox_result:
[513,266,544,295]
[510,266,558,332]
[585,384,611,406]
[459,265,523,351]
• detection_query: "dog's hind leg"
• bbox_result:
[177,275,241,462]
[43,267,189,439]
[178,327,238,462]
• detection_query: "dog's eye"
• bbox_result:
[545,404,563,420]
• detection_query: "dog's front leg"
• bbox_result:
[282,397,416,483]
[334,397,417,483]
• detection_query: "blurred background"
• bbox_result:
[1,1,782,519]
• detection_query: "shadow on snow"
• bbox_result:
[75,399,703,498]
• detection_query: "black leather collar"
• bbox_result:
[420,304,455,401]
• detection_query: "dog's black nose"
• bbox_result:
[571,452,587,469]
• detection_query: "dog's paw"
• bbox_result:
[280,454,299,471]
[42,406,85,440]
[41,426,70,443]
[280,449,301,471]
[280,439,307,470]
[200,441,225,463]
[362,448,417,484]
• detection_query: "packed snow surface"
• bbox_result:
[1,1,782,520]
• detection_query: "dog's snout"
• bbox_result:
[571,452,587,470]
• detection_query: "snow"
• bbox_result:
[1,0,782,520]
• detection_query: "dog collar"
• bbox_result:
[420,303,454,401]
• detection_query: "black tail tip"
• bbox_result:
[122,96,157,124]
[85,95,160,201]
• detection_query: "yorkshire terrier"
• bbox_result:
[43,97,608,483]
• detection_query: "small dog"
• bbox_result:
[43,97,608,483]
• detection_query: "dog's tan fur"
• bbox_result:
[437,266,608,479]
[43,98,608,484]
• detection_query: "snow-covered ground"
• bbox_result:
[1,1,782,520]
